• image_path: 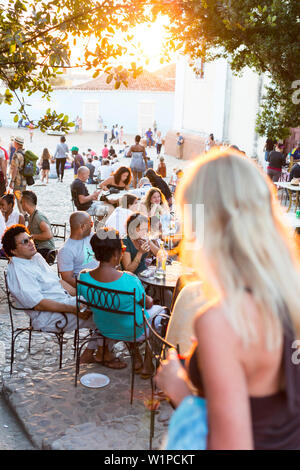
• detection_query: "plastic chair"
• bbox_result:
[75,278,145,404]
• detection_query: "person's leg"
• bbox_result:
[45,170,49,184]
[132,170,138,188]
[56,159,60,180]
[60,158,66,181]
[136,171,142,187]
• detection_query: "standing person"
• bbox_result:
[119,126,124,144]
[28,122,34,143]
[115,124,119,144]
[21,190,55,261]
[75,116,80,132]
[153,120,157,134]
[54,136,69,182]
[0,143,8,197]
[267,143,286,182]
[39,148,51,184]
[156,131,163,155]
[127,135,148,188]
[102,144,109,160]
[263,137,277,163]
[157,156,167,178]
[103,125,108,144]
[8,136,15,179]
[205,133,216,152]
[156,148,300,450]
[71,146,84,178]
[9,136,27,213]
[176,132,184,159]
[110,125,115,143]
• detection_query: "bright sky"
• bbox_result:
[71,14,175,73]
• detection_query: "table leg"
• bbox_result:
[287,189,292,212]
[295,192,299,213]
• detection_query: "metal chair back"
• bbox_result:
[75,278,144,403]
[4,271,70,373]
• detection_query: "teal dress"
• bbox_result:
[78,271,149,342]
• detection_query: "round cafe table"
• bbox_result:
[138,262,194,306]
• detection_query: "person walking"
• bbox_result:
[39,148,51,184]
[127,135,148,188]
[9,136,27,213]
[54,136,69,182]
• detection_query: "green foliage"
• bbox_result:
[0,0,148,131]
[158,0,300,139]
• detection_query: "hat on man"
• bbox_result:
[71,146,79,152]
[14,136,24,147]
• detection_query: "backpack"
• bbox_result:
[22,150,39,176]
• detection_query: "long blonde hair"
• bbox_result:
[177,148,300,348]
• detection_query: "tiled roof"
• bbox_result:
[70,65,176,92]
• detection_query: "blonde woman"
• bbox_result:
[156,148,300,450]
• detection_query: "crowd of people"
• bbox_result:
[1,128,300,451]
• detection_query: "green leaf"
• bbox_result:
[14,114,19,123]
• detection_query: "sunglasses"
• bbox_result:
[18,235,34,246]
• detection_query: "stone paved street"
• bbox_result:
[0,127,187,450]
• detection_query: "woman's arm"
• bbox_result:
[100,176,113,190]
[122,250,143,273]
[194,305,253,450]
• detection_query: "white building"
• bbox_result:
[167,55,267,163]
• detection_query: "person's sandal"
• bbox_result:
[103,357,127,369]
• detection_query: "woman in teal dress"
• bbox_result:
[78,227,165,375]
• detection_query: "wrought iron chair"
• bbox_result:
[142,309,178,450]
[45,222,67,266]
[4,271,74,374]
[75,278,145,404]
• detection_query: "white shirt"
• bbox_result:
[57,234,98,277]
[105,207,133,238]
[6,253,75,329]
[92,160,101,176]
[100,165,113,180]
[0,212,6,248]
[4,210,20,227]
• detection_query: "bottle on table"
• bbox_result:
[155,241,167,279]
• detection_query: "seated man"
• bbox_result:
[86,157,97,184]
[70,166,108,217]
[57,211,98,288]
[21,190,55,261]
[2,224,124,366]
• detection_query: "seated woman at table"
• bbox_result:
[100,166,132,191]
[0,194,25,227]
[105,194,139,238]
[78,227,166,375]
[121,212,159,275]
[140,187,170,219]
[145,168,173,207]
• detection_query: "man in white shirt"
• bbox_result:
[2,224,113,364]
[57,211,98,287]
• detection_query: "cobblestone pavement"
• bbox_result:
[0,128,187,449]
[0,302,172,450]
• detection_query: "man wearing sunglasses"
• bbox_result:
[2,224,103,359]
